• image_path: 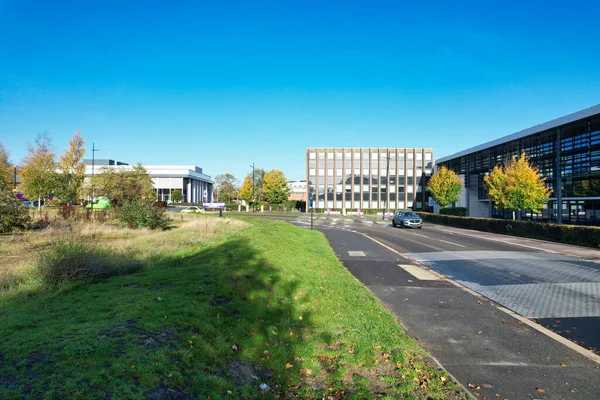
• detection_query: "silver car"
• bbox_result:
[392,210,423,229]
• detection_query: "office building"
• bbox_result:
[436,104,600,225]
[84,160,214,203]
[306,148,434,211]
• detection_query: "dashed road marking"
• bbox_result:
[437,239,466,248]
[408,232,429,239]
[398,264,441,281]
[348,251,366,257]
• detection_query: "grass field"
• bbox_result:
[0,215,464,399]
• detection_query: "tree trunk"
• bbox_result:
[38,197,42,213]
[512,210,516,220]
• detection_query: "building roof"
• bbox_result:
[437,104,600,163]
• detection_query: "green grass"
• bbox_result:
[0,217,464,399]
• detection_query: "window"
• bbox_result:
[318,152,324,160]
[327,153,334,160]
[416,153,422,161]
[309,152,316,160]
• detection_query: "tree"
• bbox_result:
[0,190,30,233]
[19,133,57,211]
[239,169,265,208]
[484,152,552,220]
[0,141,12,191]
[263,169,291,205]
[171,189,183,203]
[54,131,86,204]
[215,173,238,202]
[87,164,155,207]
[427,166,463,208]
[239,176,253,205]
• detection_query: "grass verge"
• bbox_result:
[0,216,464,399]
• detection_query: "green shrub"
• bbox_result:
[35,240,142,286]
[0,191,30,233]
[114,201,169,229]
[419,212,600,248]
[439,207,467,216]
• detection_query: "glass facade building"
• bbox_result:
[306,148,434,211]
[436,105,600,225]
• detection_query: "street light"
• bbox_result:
[90,143,100,213]
[250,162,255,213]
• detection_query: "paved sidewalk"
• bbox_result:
[319,226,600,399]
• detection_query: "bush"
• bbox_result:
[114,201,169,229]
[35,240,141,286]
[418,212,600,248]
[0,191,30,233]
[439,207,468,216]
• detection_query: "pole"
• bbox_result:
[383,149,390,220]
[311,197,313,230]
[251,162,255,213]
[91,143,99,215]
[13,165,17,191]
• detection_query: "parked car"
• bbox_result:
[392,210,423,229]
[21,201,36,208]
[86,196,112,209]
[181,206,205,214]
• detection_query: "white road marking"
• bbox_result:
[348,251,366,257]
[407,232,429,239]
[398,264,440,281]
[437,239,466,248]
[427,225,560,254]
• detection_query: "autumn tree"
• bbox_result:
[87,164,155,207]
[263,169,291,205]
[0,141,12,191]
[427,166,463,208]
[19,133,57,211]
[215,173,238,202]
[484,152,551,220]
[54,131,86,204]
[171,189,183,203]
[238,176,253,205]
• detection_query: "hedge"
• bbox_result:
[418,212,600,249]
[439,207,467,216]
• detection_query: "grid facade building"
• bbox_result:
[436,104,600,225]
[306,148,434,211]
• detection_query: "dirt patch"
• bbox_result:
[97,320,176,357]
[209,296,232,306]
[148,386,193,400]
[153,283,176,290]
[226,361,272,386]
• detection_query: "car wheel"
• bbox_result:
[418,226,422,229]
[400,221,405,228]
[392,219,397,227]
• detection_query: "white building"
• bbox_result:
[288,180,307,194]
[84,159,214,203]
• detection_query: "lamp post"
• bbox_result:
[382,149,390,220]
[90,143,100,213]
[250,162,255,213]
[13,165,17,191]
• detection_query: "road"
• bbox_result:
[254,214,600,399]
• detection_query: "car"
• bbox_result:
[21,201,36,208]
[392,210,423,229]
[180,206,205,214]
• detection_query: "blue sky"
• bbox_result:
[1,0,599,182]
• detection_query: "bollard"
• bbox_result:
[219,209,223,217]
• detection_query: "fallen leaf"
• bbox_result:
[413,378,420,383]
[440,377,447,382]
[131,365,136,369]
[461,335,468,339]
[536,388,545,394]
[286,363,293,369]
[478,330,483,334]
[299,316,303,320]
[560,363,567,367]
[232,345,239,351]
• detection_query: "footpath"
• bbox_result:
[317,225,600,400]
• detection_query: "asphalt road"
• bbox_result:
[253,214,600,399]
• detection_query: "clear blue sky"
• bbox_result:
[1,0,599,183]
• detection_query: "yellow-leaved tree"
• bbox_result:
[427,166,463,208]
[263,169,290,205]
[54,131,86,204]
[238,176,253,206]
[483,152,551,220]
[19,133,57,211]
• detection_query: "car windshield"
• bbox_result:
[404,212,418,218]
